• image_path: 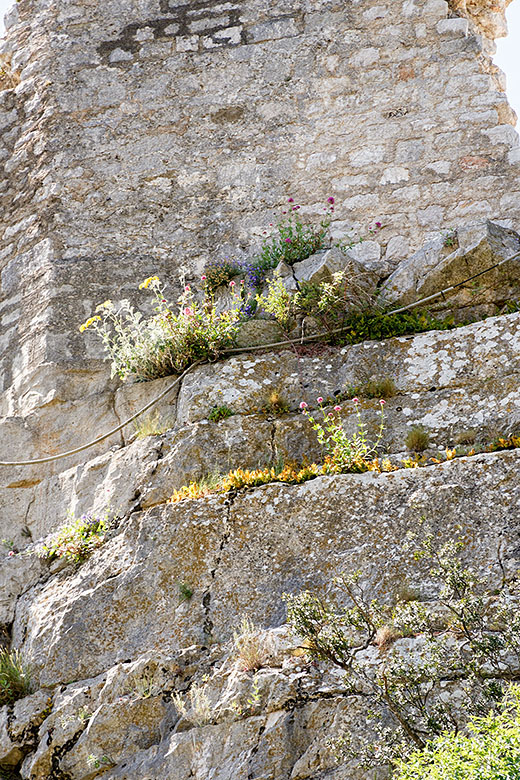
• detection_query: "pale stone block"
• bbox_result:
[484,125,520,147]
[109,48,134,63]
[349,47,380,67]
[380,166,410,185]
[427,160,451,175]
[436,18,468,37]
[176,35,199,52]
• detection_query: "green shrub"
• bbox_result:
[38,511,113,564]
[285,532,520,767]
[256,273,294,333]
[0,649,32,706]
[394,686,520,780]
[405,426,430,452]
[257,203,330,269]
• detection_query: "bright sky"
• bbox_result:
[0,0,519,117]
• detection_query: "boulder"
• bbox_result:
[382,221,520,317]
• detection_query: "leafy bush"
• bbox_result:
[256,272,294,333]
[38,511,113,564]
[80,277,242,381]
[300,397,385,471]
[257,199,332,270]
[285,532,520,767]
[0,649,32,706]
[394,686,520,780]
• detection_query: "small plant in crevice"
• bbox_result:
[405,425,430,453]
[285,530,520,770]
[86,755,113,771]
[263,389,290,416]
[0,649,32,707]
[443,229,458,249]
[173,683,212,727]
[133,410,174,438]
[178,582,194,602]
[454,428,477,446]
[301,396,385,471]
[208,404,234,423]
[342,376,397,401]
[37,510,114,564]
[202,258,242,294]
[233,617,269,673]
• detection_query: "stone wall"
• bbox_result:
[0,0,520,401]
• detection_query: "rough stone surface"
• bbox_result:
[2,310,520,543]
[1,0,520,776]
[1,0,520,397]
[383,220,520,315]
[0,446,518,776]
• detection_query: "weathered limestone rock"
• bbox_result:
[0,690,50,769]
[2,310,520,544]
[12,447,520,688]
[382,221,520,316]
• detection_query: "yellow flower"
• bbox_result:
[79,315,101,332]
[139,276,159,290]
[95,300,113,312]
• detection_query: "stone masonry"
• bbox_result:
[0,0,519,403]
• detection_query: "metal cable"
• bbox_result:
[2,248,519,467]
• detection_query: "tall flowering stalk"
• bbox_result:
[80,276,242,381]
[301,398,385,471]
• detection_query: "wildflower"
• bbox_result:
[328,197,335,204]
[300,401,308,410]
[352,397,359,404]
[375,221,382,228]
[7,551,14,557]
[334,405,342,412]
[380,399,386,405]
[79,315,101,333]
[185,285,190,292]
[288,197,294,203]
[95,300,112,312]
[184,307,194,317]
[317,397,323,403]
[328,412,334,418]
[139,275,159,290]
[230,280,236,287]
[285,238,291,243]
[201,275,207,281]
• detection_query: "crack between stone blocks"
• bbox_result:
[108,391,125,448]
[201,492,236,643]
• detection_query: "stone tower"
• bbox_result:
[0,0,518,406]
